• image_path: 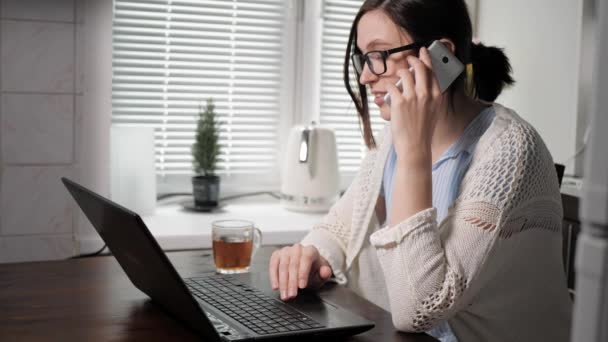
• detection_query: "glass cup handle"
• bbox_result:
[252,227,263,259]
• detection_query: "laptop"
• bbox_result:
[61,178,374,341]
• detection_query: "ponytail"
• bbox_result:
[470,42,515,102]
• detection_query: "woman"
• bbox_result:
[269,0,572,341]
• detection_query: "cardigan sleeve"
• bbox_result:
[301,125,390,285]
[369,118,564,332]
[300,172,357,285]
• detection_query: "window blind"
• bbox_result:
[319,0,384,173]
[112,0,287,177]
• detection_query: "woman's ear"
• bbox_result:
[438,38,456,55]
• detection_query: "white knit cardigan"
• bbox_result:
[301,103,573,341]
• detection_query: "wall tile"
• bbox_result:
[1,166,74,236]
[0,234,74,263]
[2,94,74,164]
[1,0,74,22]
[0,20,74,93]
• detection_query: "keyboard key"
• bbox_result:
[296,322,311,329]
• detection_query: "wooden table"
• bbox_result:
[0,246,437,341]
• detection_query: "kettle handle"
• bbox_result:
[298,127,315,179]
[299,129,309,163]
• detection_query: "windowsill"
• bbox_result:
[78,196,325,253]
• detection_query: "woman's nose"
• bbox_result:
[358,63,378,85]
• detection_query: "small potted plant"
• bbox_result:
[192,98,221,207]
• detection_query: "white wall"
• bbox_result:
[0,0,112,262]
[477,0,583,175]
[0,0,78,262]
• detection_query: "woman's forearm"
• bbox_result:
[388,148,433,227]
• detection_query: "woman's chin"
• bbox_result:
[380,107,391,121]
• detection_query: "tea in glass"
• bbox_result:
[211,220,262,274]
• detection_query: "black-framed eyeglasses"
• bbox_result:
[351,41,428,76]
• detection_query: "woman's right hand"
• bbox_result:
[269,244,333,301]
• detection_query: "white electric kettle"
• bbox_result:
[281,122,340,212]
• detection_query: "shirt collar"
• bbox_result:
[432,106,495,168]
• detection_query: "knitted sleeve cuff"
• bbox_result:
[369,207,437,247]
[301,229,348,285]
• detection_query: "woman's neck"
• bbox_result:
[430,92,488,162]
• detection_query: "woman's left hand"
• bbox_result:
[385,47,448,160]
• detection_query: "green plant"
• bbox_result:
[192,98,221,176]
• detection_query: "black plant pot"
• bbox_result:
[192,175,220,207]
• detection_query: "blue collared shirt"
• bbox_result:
[381,106,496,342]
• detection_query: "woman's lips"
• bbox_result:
[374,93,386,106]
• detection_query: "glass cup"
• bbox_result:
[211,219,262,274]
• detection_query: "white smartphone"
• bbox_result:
[384,40,465,106]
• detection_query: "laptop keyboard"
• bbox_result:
[184,276,325,336]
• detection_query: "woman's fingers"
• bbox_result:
[286,245,302,299]
[269,250,280,290]
[308,258,333,289]
[388,47,444,159]
[277,248,290,299]
[385,67,414,110]
[417,47,441,97]
[319,265,332,280]
[385,79,402,107]
[407,54,430,98]
[297,246,316,289]
[271,244,331,300]
[396,67,415,101]
[313,264,332,287]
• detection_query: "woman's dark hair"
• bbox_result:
[344,0,515,149]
